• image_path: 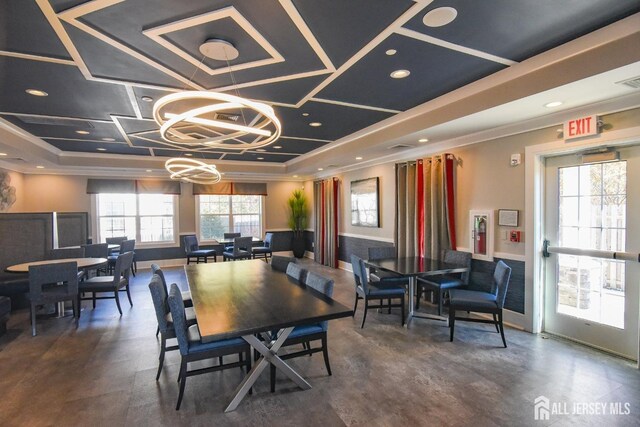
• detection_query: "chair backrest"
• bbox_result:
[82,243,109,258]
[304,272,334,331]
[183,235,199,253]
[350,254,369,293]
[492,260,512,309]
[286,262,307,282]
[367,246,395,261]
[49,247,84,260]
[106,236,127,245]
[120,239,136,253]
[224,232,241,240]
[148,274,171,334]
[233,236,253,255]
[113,251,134,286]
[168,283,190,356]
[263,232,273,248]
[151,263,169,296]
[443,250,473,284]
[271,255,296,272]
[29,261,78,301]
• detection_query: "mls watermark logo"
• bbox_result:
[534,396,550,421]
[534,395,631,421]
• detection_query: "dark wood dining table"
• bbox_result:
[184,259,353,412]
[365,257,470,325]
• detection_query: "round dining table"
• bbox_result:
[5,257,108,317]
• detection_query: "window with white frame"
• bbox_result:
[198,195,263,241]
[97,193,177,244]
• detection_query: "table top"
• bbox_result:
[365,256,469,277]
[61,244,119,250]
[215,237,262,245]
[185,259,353,342]
[5,257,108,273]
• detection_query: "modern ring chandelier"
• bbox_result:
[165,157,222,184]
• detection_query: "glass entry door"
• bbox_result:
[544,146,640,359]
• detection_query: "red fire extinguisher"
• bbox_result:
[475,216,486,254]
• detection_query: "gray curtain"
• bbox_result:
[314,178,339,267]
[136,180,181,194]
[192,182,267,195]
[86,179,135,194]
[424,156,449,259]
[394,162,417,257]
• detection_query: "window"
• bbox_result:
[97,193,177,244]
[199,195,263,241]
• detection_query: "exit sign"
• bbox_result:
[564,115,599,141]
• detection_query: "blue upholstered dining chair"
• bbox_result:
[367,246,409,313]
[223,232,241,252]
[270,271,335,392]
[184,235,216,264]
[285,262,307,282]
[222,236,253,261]
[252,232,273,261]
[150,264,193,338]
[449,260,512,347]
[78,251,134,315]
[167,284,251,410]
[416,249,472,314]
[351,255,405,328]
[270,255,296,273]
[49,247,86,282]
[28,262,79,336]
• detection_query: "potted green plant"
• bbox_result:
[287,189,308,258]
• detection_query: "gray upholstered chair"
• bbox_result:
[367,246,408,284]
[222,236,252,261]
[79,251,134,315]
[449,260,512,347]
[351,255,405,328]
[285,262,307,282]
[252,233,273,261]
[105,236,127,253]
[150,264,192,307]
[270,271,335,392]
[416,250,472,314]
[270,255,296,273]
[28,261,79,336]
[148,274,197,380]
[223,232,241,251]
[49,247,84,259]
[167,284,251,410]
[107,239,136,275]
[82,243,109,278]
[184,235,216,264]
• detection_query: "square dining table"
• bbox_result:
[364,257,470,325]
[184,259,353,412]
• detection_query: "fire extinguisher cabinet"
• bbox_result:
[469,210,493,261]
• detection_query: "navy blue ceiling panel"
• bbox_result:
[292,0,415,67]
[0,1,71,60]
[117,117,159,134]
[222,152,297,163]
[317,33,506,111]
[44,138,151,156]
[0,56,134,120]
[403,0,640,62]
[151,150,223,160]
[257,138,327,155]
[0,115,123,141]
[274,101,394,141]
[230,74,327,105]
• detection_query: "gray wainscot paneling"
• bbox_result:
[468,258,525,314]
[56,212,89,248]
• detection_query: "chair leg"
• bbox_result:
[92,292,96,309]
[156,325,160,337]
[401,295,405,326]
[114,290,123,315]
[361,299,368,329]
[449,307,455,342]
[125,285,133,306]
[493,313,500,333]
[176,359,187,410]
[156,335,166,380]
[498,312,507,348]
[30,303,37,337]
[218,356,223,366]
[270,363,276,393]
[388,298,391,314]
[415,285,421,310]
[438,289,443,317]
[352,294,358,317]
[321,334,332,375]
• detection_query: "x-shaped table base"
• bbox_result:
[225,326,312,412]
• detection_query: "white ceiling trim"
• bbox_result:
[0,112,113,124]
[124,85,143,120]
[0,50,76,66]
[309,97,402,114]
[279,135,332,143]
[394,27,518,66]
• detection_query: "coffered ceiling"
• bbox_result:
[0,0,639,178]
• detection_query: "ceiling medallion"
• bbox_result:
[164,157,222,184]
[153,91,282,150]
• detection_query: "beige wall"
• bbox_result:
[265,181,306,231]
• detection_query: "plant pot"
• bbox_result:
[291,235,306,258]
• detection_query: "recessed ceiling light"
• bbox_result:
[423,7,458,27]
[97,148,107,151]
[141,96,154,102]
[184,153,193,156]
[257,157,264,160]
[544,101,563,108]
[302,113,309,117]
[355,156,363,160]
[385,49,397,56]
[309,122,322,127]
[390,69,410,79]
[220,172,226,175]
[256,149,266,152]
[146,169,152,172]
[418,138,429,143]
[36,165,45,169]
[0,153,6,156]
[273,145,282,149]
[293,175,298,178]
[101,137,116,142]
[75,130,90,135]
[25,89,48,97]
[317,168,323,171]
